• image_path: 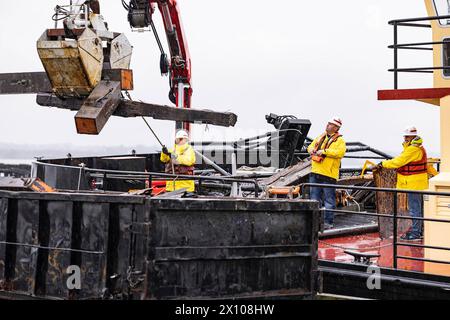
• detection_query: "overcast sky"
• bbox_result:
[0,0,442,155]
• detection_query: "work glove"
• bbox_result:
[170,153,179,165]
[162,146,171,156]
[315,150,324,156]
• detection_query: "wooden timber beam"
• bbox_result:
[0,72,51,94]
[259,159,312,187]
[36,93,238,127]
[0,71,237,128]
[75,80,122,134]
[338,174,373,185]
[0,70,132,95]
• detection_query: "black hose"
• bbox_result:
[151,20,165,54]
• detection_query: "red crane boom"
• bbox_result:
[125,0,193,133]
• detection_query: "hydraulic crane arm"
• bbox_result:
[124,0,192,132]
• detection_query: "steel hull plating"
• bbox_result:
[0,192,319,300]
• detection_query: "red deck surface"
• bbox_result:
[319,232,424,272]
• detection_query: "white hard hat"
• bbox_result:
[175,129,189,140]
[403,126,418,136]
[328,117,343,128]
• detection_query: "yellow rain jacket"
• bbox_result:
[160,143,196,192]
[382,137,429,191]
[307,133,347,180]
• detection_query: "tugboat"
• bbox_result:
[321,0,450,299]
[1,0,450,301]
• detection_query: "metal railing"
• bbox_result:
[301,182,450,270]
[85,167,261,196]
[388,14,450,89]
[33,161,262,197]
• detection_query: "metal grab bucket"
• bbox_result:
[37,28,103,97]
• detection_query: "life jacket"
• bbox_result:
[397,146,428,176]
[164,145,195,175]
[165,163,195,175]
[312,133,342,163]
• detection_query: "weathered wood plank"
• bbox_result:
[373,168,409,239]
[338,174,373,186]
[36,93,238,127]
[75,80,122,134]
[260,160,311,187]
[0,70,130,95]
[0,71,237,127]
[0,72,51,94]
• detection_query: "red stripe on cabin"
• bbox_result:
[378,88,450,100]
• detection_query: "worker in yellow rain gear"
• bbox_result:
[307,117,347,229]
[370,126,431,241]
[160,129,196,192]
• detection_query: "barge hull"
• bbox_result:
[0,191,319,300]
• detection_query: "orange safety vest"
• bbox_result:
[312,133,342,162]
[397,146,428,176]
